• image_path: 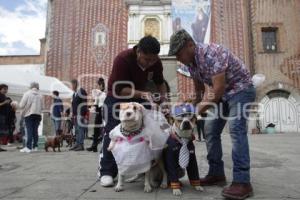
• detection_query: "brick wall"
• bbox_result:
[46,0,128,95]
[177,0,251,101]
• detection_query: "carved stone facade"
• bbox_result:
[125,0,172,55]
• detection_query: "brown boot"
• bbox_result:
[222,182,253,200]
[200,175,226,186]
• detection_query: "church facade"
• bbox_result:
[43,0,300,133]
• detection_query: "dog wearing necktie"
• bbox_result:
[164,103,204,196]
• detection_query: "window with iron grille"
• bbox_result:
[262,27,278,53]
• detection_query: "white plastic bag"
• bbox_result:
[252,74,266,88]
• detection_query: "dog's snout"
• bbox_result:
[126,112,132,117]
[182,120,192,130]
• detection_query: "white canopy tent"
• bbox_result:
[0,67,73,99]
[0,65,73,136]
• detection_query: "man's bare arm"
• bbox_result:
[197,72,226,114]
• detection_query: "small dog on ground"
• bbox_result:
[164,103,204,196]
[108,102,169,193]
[45,135,62,152]
[62,133,75,147]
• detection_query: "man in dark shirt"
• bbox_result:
[0,84,11,151]
[70,79,88,151]
[99,36,168,187]
[51,91,64,135]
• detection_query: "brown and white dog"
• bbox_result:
[108,102,169,193]
[166,103,204,196]
[62,133,75,147]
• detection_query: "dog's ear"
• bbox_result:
[133,102,145,111]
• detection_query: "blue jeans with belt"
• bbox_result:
[204,86,256,183]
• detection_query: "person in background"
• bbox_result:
[7,97,17,145]
[18,115,27,149]
[196,113,206,142]
[87,77,106,152]
[70,79,88,151]
[19,82,43,153]
[0,84,11,152]
[191,6,209,43]
[62,108,73,135]
[51,91,64,135]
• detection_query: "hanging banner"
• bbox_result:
[171,0,211,77]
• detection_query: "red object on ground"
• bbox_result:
[0,135,8,145]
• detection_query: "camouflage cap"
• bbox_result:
[168,29,193,56]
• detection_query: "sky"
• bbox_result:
[0,0,47,55]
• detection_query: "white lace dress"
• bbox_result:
[109,110,170,175]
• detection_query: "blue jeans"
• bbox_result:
[74,116,85,145]
[52,119,61,135]
[204,86,256,183]
[25,114,42,150]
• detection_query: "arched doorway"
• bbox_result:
[260,90,299,133]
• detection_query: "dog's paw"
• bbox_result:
[114,185,124,192]
[195,185,204,192]
[173,189,182,196]
[150,181,160,188]
[160,182,168,189]
[144,184,152,193]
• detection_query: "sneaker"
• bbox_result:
[222,182,253,200]
[32,148,38,152]
[100,175,114,187]
[20,147,31,153]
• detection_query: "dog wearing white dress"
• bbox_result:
[108,102,169,193]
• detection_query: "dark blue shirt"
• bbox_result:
[51,98,63,119]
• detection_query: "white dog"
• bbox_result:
[108,102,169,193]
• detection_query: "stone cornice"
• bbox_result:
[124,0,171,6]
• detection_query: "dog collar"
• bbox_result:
[120,125,144,139]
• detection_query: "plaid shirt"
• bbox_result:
[188,43,252,100]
